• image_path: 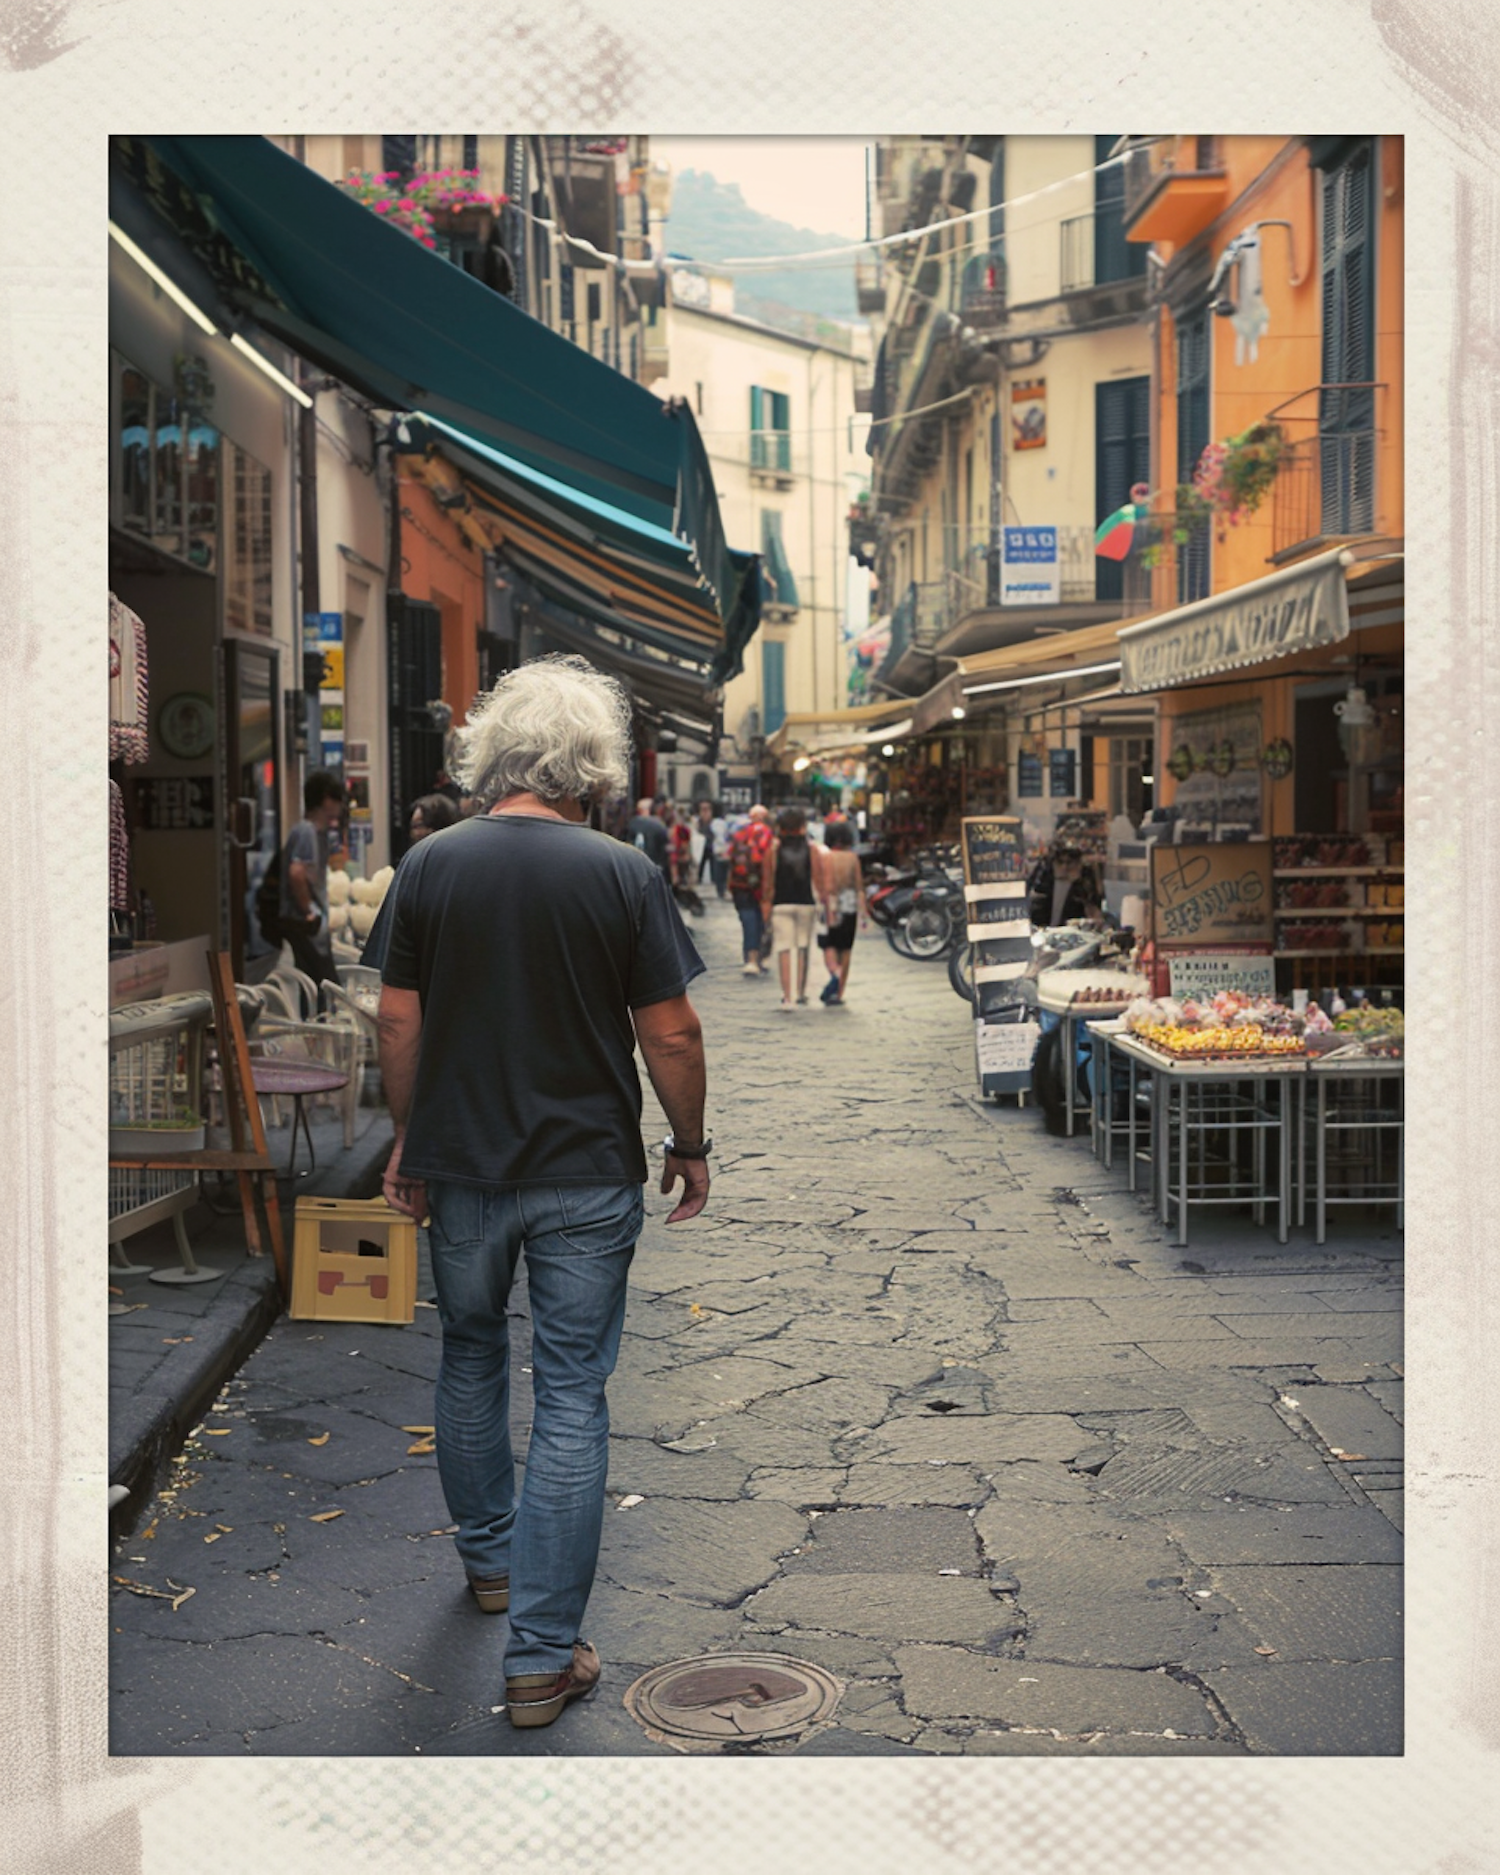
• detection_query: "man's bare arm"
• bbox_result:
[377,985,427,1218]
[633,992,709,1222]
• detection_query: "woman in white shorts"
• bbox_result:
[761,805,827,1009]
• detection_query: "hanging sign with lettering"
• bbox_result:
[1150,840,1274,949]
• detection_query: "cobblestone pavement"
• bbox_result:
[110,897,1403,1757]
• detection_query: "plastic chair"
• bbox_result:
[335,963,383,998]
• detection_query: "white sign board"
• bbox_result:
[975,1019,1039,1075]
[1000,526,1060,607]
[1167,953,1277,1000]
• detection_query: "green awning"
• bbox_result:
[109,134,742,625]
[400,415,759,682]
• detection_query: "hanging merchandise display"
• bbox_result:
[109,592,150,765]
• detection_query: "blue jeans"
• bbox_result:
[425,1178,643,1677]
[732,890,764,960]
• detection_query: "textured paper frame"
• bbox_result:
[1,0,1496,1867]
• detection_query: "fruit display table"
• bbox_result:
[1107,1032,1304,1247]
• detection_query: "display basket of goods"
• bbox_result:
[1304,1006,1404,1059]
[1123,990,1311,1061]
[1041,967,1150,1011]
[1273,834,1378,870]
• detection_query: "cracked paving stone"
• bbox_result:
[782,1507,981,1576]
[894,1647,1218,1737]
[596,1497,806,1604]
[1286,1385,1404,1463]
[1206,1565,1402,1661]
[747,1573,1020,1647]
[838,1463,991,1508]
[962,1730,1247,1755]
[607,1355,829,1437]
[111,1567,371,1643]
[1203,1658,1401,1754]
[1092,1443,1348,1508]
[1161,1505,1402,1567]
[752,1377,898,1433]
[607,1438,756,1501]
[744,1468,848,1504]
[865,1412,1097,1469]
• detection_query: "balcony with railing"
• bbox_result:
[958,247,1007,327]
[750,428,794,478]
[1265,384,1385,560]
[855,254,886,314]
[1120,135,1228,244]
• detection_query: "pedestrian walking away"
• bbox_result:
[377,654,711,1730]
[627,796,672,876]
[763,804,828,1010]
[726,803,775,976]
[257,768,345,988]
[816,817,868,1005]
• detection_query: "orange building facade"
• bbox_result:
[1117,134,1404,988]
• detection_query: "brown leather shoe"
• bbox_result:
[505,1641,601,1728]
[467,1573,510,1614]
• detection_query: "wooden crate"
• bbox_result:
[291,1197,418,1324]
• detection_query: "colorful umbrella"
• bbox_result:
[1094,502,1141,561]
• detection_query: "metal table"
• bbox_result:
[1108,1033,1303,1246]
[1036,974,1147,1139]
[1297,1053,1404,1244]
[249,1060,350,1176]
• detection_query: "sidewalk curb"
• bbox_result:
[108,1115,395,1544]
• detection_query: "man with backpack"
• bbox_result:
[726,803,775,977]
[255,769,345,987]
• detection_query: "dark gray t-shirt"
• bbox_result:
[382,814,704,1188]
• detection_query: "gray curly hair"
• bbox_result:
[453,655,633,807]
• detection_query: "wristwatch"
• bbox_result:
[663,1133,713,1159]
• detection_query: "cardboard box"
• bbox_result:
[291,1197,418,1324]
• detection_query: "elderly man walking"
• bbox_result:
[378,655,711,1730]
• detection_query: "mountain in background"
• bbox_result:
[662,169,864,336]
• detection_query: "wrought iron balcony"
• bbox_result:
[1266,384,1384,557]
[750,429,793,476]
[958,248,1007,326]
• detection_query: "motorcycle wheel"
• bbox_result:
[900,904,955,959]
[948,943,976,1001]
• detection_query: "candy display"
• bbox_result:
[1124,989,1313,1059]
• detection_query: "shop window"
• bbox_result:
[111,351,218,574]
[223,442,274,637]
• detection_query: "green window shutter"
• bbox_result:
[759,510,800,612]
[750,385,765,429]
[762,638,786,734]
[1318,140,1376,532]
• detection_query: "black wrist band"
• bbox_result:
[663,1133,712,1160]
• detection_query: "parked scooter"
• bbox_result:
[871,845,965,960]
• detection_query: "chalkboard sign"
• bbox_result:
[1016,752,1044,797]
[1150,840,1274,949]
[961,816,1027,885]
[1048,748,1076,797]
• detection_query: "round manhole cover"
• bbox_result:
[624,1652,842,1750]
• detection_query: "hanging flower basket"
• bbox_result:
[1187,420,1289,537]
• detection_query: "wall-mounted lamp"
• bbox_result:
[950,705,966,720]
[880,743,896,757]
[792,756,811,772]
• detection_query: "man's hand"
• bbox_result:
[382,1140,427,1221]
[661,1150,710,1223]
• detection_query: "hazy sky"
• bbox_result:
[652,138,872,242]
